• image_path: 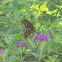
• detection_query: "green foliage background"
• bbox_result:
[0,0,62,62]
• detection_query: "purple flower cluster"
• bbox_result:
[0,48,5,53]
[34,33,49,41]
[15,41,25,48]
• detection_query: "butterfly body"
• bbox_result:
[21,19,36,39]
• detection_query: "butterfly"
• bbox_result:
[21,19,36,39]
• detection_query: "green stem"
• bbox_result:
[38,42,44,62]
[20,48,22,58]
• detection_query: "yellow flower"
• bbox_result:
[35,7,39,10]
[30,5,35,9]
[41,7,48,11]
[30,5,39,10]
[34,26,38,29]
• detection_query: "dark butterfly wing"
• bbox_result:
[21,19,36,39]
[23,28,31,39]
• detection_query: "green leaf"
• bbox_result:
[52,23,58,28]
[34,10,40,17]
[60,5,62,9]
[20,10,26,14]
[57,12,59,17]
[46,11,52,15]
[40,54,47,59]
[54,33,61,42]
[48,55,58,62]
[36,22,41,27]
[32,52,39,58]
[40,2,47,9]
[0,11,3,14]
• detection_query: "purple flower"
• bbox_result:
[36,33,45,37]
[37,34,41,36]
[41,38,44,41]
[42,36,46,38]
[18,44,25,48]
[34,37,38,41]
[15,41,25,48]
[14,41,19,44]
[0,48,5,53]
[45,35,49,38]
[34,33,49,41]
[38,37,42,40]
[41,33,45,36]
[20,44,25,47]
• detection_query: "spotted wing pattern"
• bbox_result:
[21,19,36,39]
